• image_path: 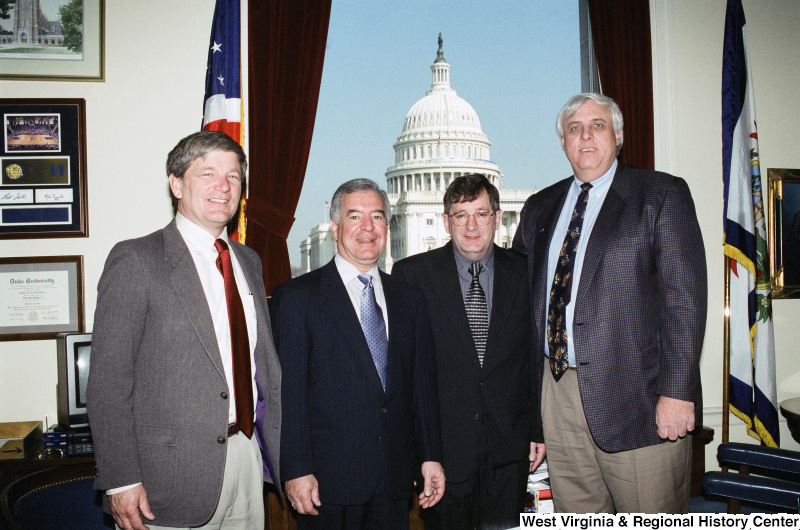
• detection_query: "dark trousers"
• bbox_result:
[296,470,409,530]
[423,428,529,530]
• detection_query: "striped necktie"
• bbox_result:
[465,262,489,367]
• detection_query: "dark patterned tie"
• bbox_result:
[359,274,389,390]
[214,239,254,438]
[547,183,592,381]
[465,262,489,367]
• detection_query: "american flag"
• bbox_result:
[202,0,246,241]
[202,0,242,144]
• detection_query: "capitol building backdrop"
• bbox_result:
[299,36,536,273]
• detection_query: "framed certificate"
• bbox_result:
[1,99,88,239]
[0,255,85,341]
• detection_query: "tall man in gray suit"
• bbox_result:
[271,179,445,530]
[87,131,281,530]
[392,175,545,529]
[513,93,707,513]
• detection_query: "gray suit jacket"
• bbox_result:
[512,164,707,453]
[87,219,281,527]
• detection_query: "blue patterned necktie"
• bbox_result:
[547,183,592,381]
[465,262,489,367]
[359,274,388,390]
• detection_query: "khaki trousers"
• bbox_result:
[542,367,691,514]
[142,432,265,530]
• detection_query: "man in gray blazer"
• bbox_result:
[87,131,281,530]
[513,93,707,513]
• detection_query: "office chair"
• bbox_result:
[1,461,112,529]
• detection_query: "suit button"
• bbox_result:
[221,392,228,399]
[479,382,485,388]
[378,436,383,443]
[217,437,225,444]
[381,407,388,414]
[474,414,480,421]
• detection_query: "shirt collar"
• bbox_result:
[452,243,495,277]
[175,213,230,255]
[571,159,617,195]
[334,253,380,285]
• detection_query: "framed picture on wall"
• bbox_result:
[0,255,84,341]
[0,0,104,81]
[0,98,88,239]
[767,168,800,298]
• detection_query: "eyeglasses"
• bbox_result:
[448,211,495,227]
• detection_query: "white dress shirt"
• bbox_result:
[177,212,258,421]
[334,253,389,339]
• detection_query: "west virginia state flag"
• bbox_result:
[721,0,779,447]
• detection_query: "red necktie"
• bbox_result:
[214,239,254,438]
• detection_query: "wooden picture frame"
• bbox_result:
[767,168,800,298]
[0,0,104,81]
[0,255,84,341]
[1,98,88,239]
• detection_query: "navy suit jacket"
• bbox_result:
[392,243,541,483]
[512,164,707,452]
[271,260,442,504]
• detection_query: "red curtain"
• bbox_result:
[246,0,332,294]
[588,0,655,170]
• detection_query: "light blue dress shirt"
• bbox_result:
[544,160,617,366]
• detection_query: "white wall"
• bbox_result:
[0,1,216,423]
[660,0,800,466]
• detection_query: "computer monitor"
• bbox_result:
[56,332,92,429]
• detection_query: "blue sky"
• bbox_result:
[289,0,581,266]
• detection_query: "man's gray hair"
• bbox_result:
[555,93,624,153]
[166,130,247,181]
[330,179,391,224]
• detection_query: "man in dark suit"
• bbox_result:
[271,178,445,530]
[392,174,545,529]
[87,131,281,530]
[512,93,707,513]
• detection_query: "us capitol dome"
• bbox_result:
[300,35,535,273]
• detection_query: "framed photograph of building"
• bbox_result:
[767,168,800,298]
[0,255,84,341]
[0,98,88,239]
[0,0,104,81]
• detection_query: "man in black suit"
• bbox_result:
[271,178,445,530]
[512,93,707,513]
[393,174,545,529]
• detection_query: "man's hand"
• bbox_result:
[529,442,546,472]
[656,396,695,440]
[418,461,445,509]
[108,485,155,530]
[285,474,321,516]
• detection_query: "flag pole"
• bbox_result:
[723,255,731,444]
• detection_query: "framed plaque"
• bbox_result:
[0,255,85,341]
[1,99,88,239]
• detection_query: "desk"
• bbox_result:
[779,397,800,444]
[0,453,95,497]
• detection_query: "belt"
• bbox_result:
[227,423,240,436]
